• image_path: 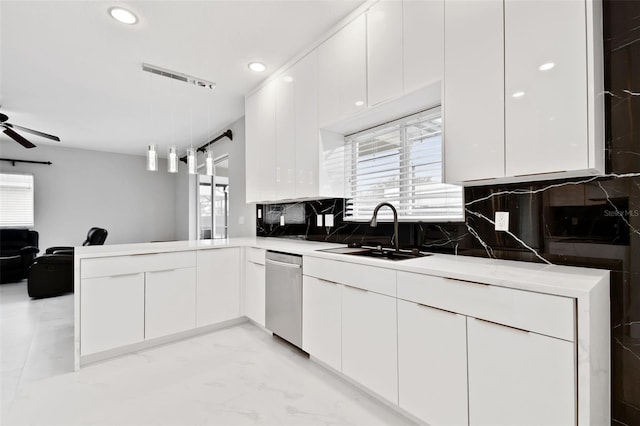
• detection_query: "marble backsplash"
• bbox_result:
[258,1,639,423]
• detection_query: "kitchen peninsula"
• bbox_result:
[74,237,610,425]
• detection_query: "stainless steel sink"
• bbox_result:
[318,246,432,261]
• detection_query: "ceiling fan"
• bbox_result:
[0,112,60,148]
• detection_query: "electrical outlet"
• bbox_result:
[316,215,323,227]
[325,214,334,227]
[495,211,509,231]
[280,215,285,226]
[238,216,245,225]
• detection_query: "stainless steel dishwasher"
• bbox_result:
[265,251,303,348]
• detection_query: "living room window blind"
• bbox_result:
[344,107,464,222]
[0,173,34,227]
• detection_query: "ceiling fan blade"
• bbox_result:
[5,123,60,141]
[3,128,36,148]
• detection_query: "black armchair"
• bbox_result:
[45,227,108,255]
[28,227,107,298]
[0,229,39,283]
[27,254,73,298]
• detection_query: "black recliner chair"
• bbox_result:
[45,227,109,255]
[28,227,108,298]
[0,229,39,283]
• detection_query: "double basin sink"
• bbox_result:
[318,246,432,261]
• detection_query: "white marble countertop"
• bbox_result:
[75,237,609,299]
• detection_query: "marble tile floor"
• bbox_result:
[1,281,414,425]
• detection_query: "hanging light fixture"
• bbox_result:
[168,146,178,173]
[206,149,214,176]
[187,148,197,175]
[147,144,158,171]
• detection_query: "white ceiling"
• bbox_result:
[0,0,364,156]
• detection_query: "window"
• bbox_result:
[0,173,35,227]
[344,107,464,222]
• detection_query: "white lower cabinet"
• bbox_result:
[80,273,144,355]
[342,285,398,403]
[397,300,468,426]
[196,248,241,327]
[302,276,341,371]
[244,260,265,326]
[145,268,196,340]
[467,317,575,426]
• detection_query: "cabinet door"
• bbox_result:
[80,273,144,355]
[245,82,276,203]
[444,0,504,183]
[302,276,341,371]
[342,286,397,403]
[319,14,367,126]
[145,267,196,340]
[367,0,403,106]
[196,248,241,327]
[403,0,444,93]
[293,50,319,199]
[275,70,296,200]
[244,260,265,326]
[467,317,575,426]
[397,300,468,426]
[504,0,588,176]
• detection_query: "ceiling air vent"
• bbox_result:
[142,63,216,90]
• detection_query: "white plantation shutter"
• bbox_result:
[0,173,34,227]
[345,108,464,222]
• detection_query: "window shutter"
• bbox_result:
[344,108,463,222]
[0,173,35,227]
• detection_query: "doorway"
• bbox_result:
[197,155,229,239]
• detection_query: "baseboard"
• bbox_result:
[79,317,248,368]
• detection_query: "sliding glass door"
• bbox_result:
[197,156,229,239]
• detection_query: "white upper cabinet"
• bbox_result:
[245,81,276,203]
[504,0,589,177]
[275,72,296,200]
[246,49,343,203]
[367,0,444,106]
[444,0,505,183]
[444,0,604,185]
[319,14,367,127]
[293,51,319,200]
[367,0,403,106]
[403,0,444,94]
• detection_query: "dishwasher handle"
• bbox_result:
[265,258,302,269]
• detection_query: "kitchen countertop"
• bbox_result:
[75,237,609,299]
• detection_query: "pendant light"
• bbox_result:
[146,71,158,172]
[206,149,214,176]
[187,104,197,175]
[187,147,197,175]
[147,144,158,171]
[168,146,178,173]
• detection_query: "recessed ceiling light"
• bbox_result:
[248,62,266,73]
[539,62,555,71]
[283,75,294,83]
[512,91,526,98]
[109,7,138,24]
[354,100,365,107]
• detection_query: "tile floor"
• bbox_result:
[1,281,414,425]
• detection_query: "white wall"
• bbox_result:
[0,143,177,250]
[174,116,256,239]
